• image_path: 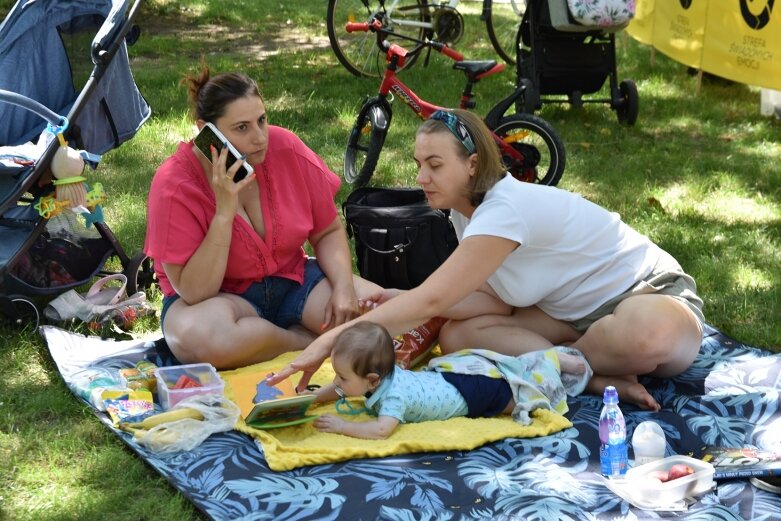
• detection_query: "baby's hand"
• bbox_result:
[313,414,345,434]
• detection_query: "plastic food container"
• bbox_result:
[625,455,715,505]
[154,363,224,410]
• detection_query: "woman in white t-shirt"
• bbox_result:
[271,109,704,410]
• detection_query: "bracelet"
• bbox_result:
[52,176,86,186]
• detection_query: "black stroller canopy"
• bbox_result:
[0,0,150,153]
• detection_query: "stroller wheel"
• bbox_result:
[1,295,40,330]
[124,252,156,296]
[616,80,639,126]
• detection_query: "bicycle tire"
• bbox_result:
[344,99,391,187]
[485,0,526,65]
[491,113,565,186]
[327,0,431,78]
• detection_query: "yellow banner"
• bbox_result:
[626,0,655,44]
[627,0,781,90]
[702,1,781,88]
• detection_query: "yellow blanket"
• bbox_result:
[220,351,572,472]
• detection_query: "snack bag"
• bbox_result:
[69,367,125,411]
[393,316,448,369]
[104,389,155,426]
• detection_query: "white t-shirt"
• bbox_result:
[450,174,663,321]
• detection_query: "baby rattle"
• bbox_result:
[50,134,88,209]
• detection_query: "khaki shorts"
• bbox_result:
[567,253,705,333]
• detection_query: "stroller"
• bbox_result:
[0,0,152,329]
[515,0,639,125]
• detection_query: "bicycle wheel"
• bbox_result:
[327,0,431,78]
[491,113,565,186]
[344,99,391,187]
[485,0,526,65]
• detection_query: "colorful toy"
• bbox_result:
[51,133,88,209]
[37,131,106,224]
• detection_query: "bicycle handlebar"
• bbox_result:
[345,19,464,61]
[345,21,371,33]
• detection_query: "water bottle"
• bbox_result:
[599,385,627,477]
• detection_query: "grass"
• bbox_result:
[1,0,779,518]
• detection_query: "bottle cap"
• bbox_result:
[603,385,619,404]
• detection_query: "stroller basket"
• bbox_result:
[0,0,153,328]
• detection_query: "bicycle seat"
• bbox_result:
[452,60,502,82]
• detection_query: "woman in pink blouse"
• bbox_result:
[145,68,383,368]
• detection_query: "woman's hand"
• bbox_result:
[358,288,404,313]
[208,144,255,218]
[265,332,335,391]
[321,284,360,331]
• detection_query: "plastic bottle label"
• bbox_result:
[600,441,628,477]
[599,403,627,477]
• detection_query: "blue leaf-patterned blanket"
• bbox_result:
[41,324,781,520]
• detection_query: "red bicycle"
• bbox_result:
[344,18,565,188]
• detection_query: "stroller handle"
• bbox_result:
[0,89,66,130]
[92,0,136,64]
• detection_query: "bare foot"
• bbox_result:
[587,374,661,411]
[558,351,586,375]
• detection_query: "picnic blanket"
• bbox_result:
[41,324,781,520]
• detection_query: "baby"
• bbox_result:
[313,321,591,439]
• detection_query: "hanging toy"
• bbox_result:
[50,133,88,210]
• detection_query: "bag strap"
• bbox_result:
[388,226,413,289]
[357,227,419,255]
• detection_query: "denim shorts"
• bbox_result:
[161,258,326,330]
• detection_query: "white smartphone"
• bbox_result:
[193,122,254,182]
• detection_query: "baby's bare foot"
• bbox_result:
[558,351,586,375]
[554,347,593,396]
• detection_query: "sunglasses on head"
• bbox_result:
[430,110,476,155]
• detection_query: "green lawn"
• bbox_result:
[1,0,779,519]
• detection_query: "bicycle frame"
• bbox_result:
[375,41,526,165]
[328,0,526,78]
[375,0,524,32]
[378,45,449,117]
[343,18,565,187]
[379,0,460,31]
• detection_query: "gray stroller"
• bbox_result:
[0,0,152,329]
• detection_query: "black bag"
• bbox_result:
[343,187,458,289]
